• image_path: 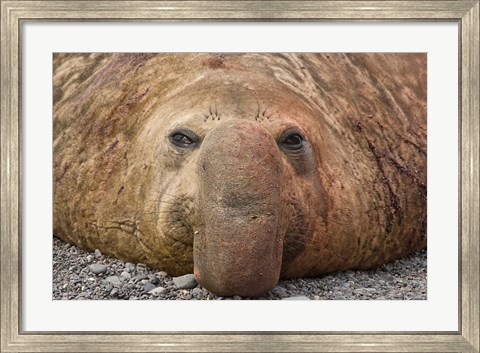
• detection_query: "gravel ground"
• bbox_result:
[53,236,427,300]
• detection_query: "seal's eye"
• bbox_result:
[279,130,305,153]
[169,129,199,149]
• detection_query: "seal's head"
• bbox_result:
[145,74,327,297]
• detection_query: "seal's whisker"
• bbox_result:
[156,200,184,206]
[137,209,181,215]
[166,225,192,233]
[158,191,182,197]
[137,210,186,216]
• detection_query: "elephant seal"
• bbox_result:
[53,53,427,297]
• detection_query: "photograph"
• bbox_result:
[52,53,427,300]
[1,0,478,351]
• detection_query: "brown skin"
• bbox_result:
[53,53,427,297]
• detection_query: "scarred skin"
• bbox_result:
[53,53,427,297]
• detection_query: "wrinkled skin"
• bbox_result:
[53,53,427,297]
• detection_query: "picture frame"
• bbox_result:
[1,1,478,352]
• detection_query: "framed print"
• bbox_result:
[1,1,478,352]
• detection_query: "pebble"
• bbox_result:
[88,264,107,275]
[192,287,203,299]
[285,283,296,290]
[105,276,122,286]
[173,274,197,289]
[94,249,102,258]
[148,287,167,296]
[271,286,288,298]
[120,271,131,280]
[52,236,427,301]
[283,295,310,300]
[143,283,156,293]
[123,263,134,272]
[133,274,148,282]
[385,274,395,282]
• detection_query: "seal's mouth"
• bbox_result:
[156,192,198,276]
[163,200,194,247]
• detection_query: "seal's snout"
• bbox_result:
[195,120,284,297]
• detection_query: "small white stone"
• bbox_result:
[120,271,131,280]
[282,295,310,300]
[105,276,122,286]
[148,287,167,296]
[172,274,197,289]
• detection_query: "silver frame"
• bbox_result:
[1,1,478,352]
